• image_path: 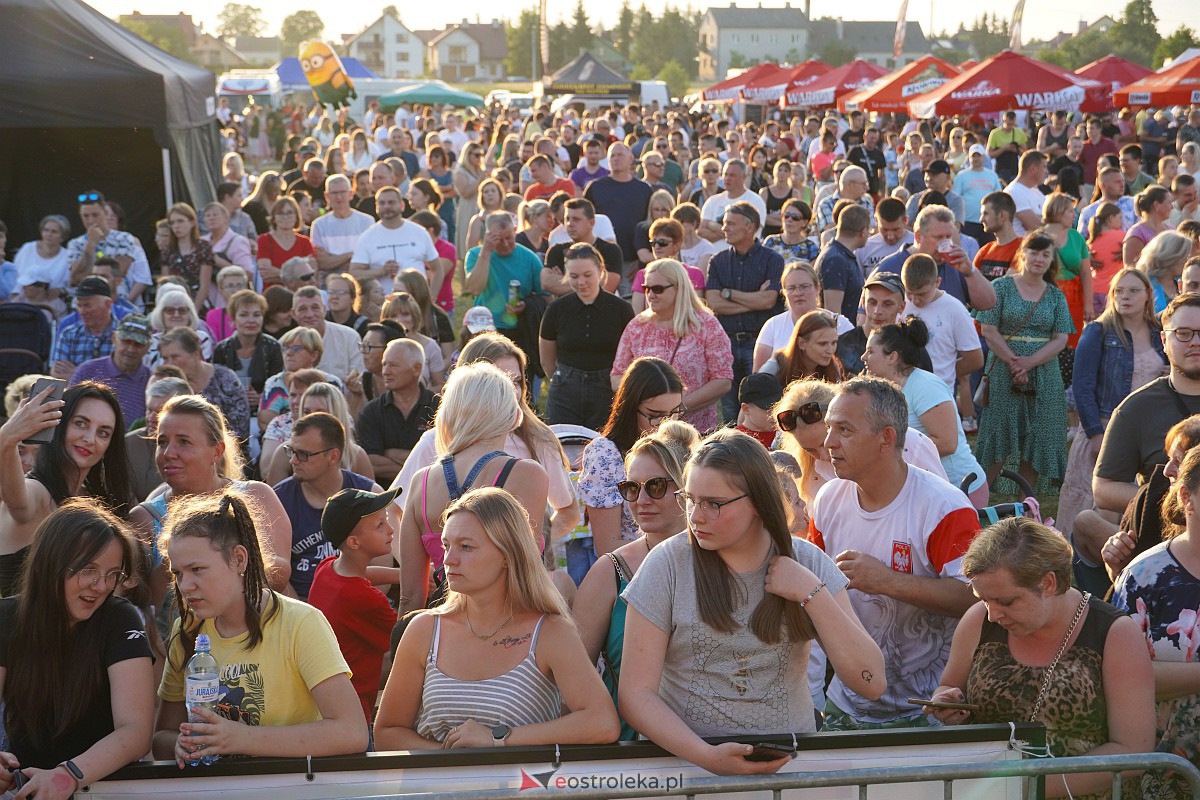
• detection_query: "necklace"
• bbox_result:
[1029,591,1090,723]
[464,607,513,641]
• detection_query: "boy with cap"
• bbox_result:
[735,373,781,449]
[308,486,401,725]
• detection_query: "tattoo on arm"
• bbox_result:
[862,670,873,684]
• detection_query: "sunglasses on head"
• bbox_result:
[776,401,825,432]
[77,192,102,203]
[617,477,673,502]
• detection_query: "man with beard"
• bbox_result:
[349,186,438,295]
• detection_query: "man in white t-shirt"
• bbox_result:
[1004,150,1049,237]
[349,187,438,295]
[438,112,469,156]
[808,377,978,729]
[901,253,983,390]
[311,175,374,282]
[699,159,767,252]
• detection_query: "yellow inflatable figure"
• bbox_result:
[299,40,356,109]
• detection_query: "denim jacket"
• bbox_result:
[1073,321,1167,438]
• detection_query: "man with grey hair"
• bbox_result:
[357,338,436,484]
[699,158,767,250]
[291,285,364,381]
[312,174,374,281]
[464,211,543,335]
[873,205,996,311]
[815,165,875,233]
[808,375,978,730]
[280,256,320,294]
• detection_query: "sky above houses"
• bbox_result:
[93,0,1191,50]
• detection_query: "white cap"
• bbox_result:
[968,143,987,158]
[463,305,496,334]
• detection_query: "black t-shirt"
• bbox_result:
[847,144,886,194]
[515,231,548,261]
[583,177,653,262]
[539,291,634,373]
[842,128,865,150]
[0,595,151,769]
[1096,377,1200,485]
[287,177,325,210]
[1050,155,1084,185]
[563,142,583,170]
[544,238,626,279]
[357,388,439,454]
[352,195,378,220]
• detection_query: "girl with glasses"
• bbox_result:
[574,421,697,740]
[620,430,884,774]
[0,501,153,798]
[762,199,819,263]
[325,272,370,336]
[256,327,344,430]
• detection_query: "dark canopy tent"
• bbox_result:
[0,0,220,249]
[542,53,634,96]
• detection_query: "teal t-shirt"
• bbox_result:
[464,243,543,329]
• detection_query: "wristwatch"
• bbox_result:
[491,724,512,746]
[721,287,733,301]
[58,760,84,788]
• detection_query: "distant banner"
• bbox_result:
[893,0,909,60]
[538,0,549,77]
[1009,0,1026,52]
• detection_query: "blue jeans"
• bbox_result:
[564,537,597,586]
[720,336,756,423]
[547,364,614,430]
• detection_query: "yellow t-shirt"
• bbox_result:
[159,594,350,728]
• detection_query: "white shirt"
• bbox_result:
[350,220,438,294]
[547,215,617,247]
[1004,181,1048,237]
[315,321,365,382]
[755,309,853,356]
[311,209,375,257]
[903,292,982,389]
[701,191,768,252]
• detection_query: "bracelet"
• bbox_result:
[58,760,83,791]
[800,581,826,608]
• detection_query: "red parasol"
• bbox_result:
[1075,55,1153,94]
[701,62,782,102]
[958,59,978,71]
[838,55,960,113]
[780,59,888,108]
[741,59,829,103]
[907,50,1109,118]
[1113,56,1200,107]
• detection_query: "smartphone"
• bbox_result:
[744,742,797,762]
[22,377,67,445]
[9,767,27,790]
[907,696,979,712]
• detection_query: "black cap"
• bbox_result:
[321,486,401,549]
[739,373,783,410]
[925,159,951,176]
[864,271,905,295]
[76,276,113,298]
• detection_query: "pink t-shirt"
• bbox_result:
[630,263,707,296]
[1089,228,1125,295]
[433,239,457,313]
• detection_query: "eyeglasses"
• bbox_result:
[220,282,247,291]
[637,405,685,426]
[616,477,673,502]
[675,490,748,518]
[1166,328,1200,342]
[650,238,675,248]
[162,306,189,315]
[644,283,674,295]
[776,401,826,432]
[360,342,387,353]
[283,344,311,354]
[77,192,102,203]
[69,566,126,589]
[703,168,720,174]
[283,444,336,462]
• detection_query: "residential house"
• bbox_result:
[807,19,929,67]
[1025,16,1116,56]
[236,35,282,66]
[698,4,809,81]
[427,20,508,82]
[119,12,247,71]
[344,11,424,79]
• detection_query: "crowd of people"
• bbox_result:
[2,94,1200,798]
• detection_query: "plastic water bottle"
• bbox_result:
[501,280,521,327]
[185,634,221,766]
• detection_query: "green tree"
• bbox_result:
[568,0,593,60]
[505,9,541,78]
[814,36,856,67]
[615,1,635,59]
[382,5,399,18]
[1108,0,1161,67]
[216,3,265,40]
[630,4,699,79]
[548,21,571,71]
[727,50,749,69]
[658,59,689,99]
[281,10,324,51]
[1153,24,1198,68]
[1038,27,1112,70]
[120,18,198,64]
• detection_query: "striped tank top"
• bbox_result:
[415,614,563,743]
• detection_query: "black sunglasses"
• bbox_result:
[776,401,825,432]
[644,283,674,295]
[651,238,675,248]
[617,477,673,502]
[783,212,807,222]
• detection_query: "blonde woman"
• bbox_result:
[453,142,487,257]
[1136,230,1193,313]
[465,178,506,252]
[381,291,446,391]
[611,258,732,433]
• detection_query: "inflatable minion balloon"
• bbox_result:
[299,40,356,109]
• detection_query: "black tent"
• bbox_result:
[0,0,220,249]
[542,53,634,96]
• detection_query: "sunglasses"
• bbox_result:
[77,192,102,203]
[776,401,825,432]
[783,213,807,222]
[296,273,316,282]
[650,238,675,248]
[617,477,673,502]
[644,283,674,295]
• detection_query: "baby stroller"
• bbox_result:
[0,303,53,398]
[551,423,602,586]
[962,469,1045,528]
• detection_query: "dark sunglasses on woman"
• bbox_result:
[644,283,674,295]
[616,477,673,502]
[776,401,825,432]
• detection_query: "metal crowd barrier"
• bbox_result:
[342,752,1200,800]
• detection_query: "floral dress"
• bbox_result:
[973,277,1074,482]
[165,239,214,298]
[577,437,638,544]
[1113,542,1200,800]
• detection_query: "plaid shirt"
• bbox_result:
[51,317,117,365]
[815,192,874,233]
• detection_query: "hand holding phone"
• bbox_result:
[907,696,979,712]
[1,378,66,447]
[744,742,796,762]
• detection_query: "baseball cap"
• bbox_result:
[16,263,60,289]
[739,373,783,410]
[463,305,496,334]
[115,314,152,345]
[925,159,952,175]
[968,144,987,158]
[864,271,905,295]
[75,276,113,298]
[321,487,401,549]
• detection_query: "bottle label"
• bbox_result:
[186,675,220,705]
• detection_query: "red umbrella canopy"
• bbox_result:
[1075,55,1153,93]
[702,62,782,102]
[839,55,961,113]
[741,59,830,103]
[781,59,888,108]
[1113,56,1200,107]
[959,59,978,70]
[908,50,1108,117]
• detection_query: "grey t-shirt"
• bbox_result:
[622,531,847,737]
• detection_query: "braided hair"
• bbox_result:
[162,490,279,667]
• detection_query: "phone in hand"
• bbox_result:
[744,742,797,762]
[907,696,979,712]
[22,377,67,445]
[9,766,28,791]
